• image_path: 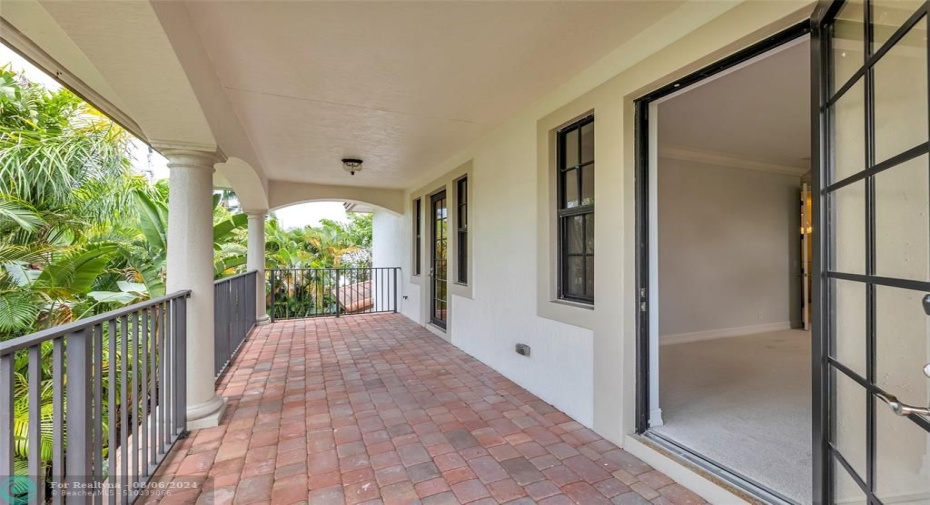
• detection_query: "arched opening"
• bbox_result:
[263,199,404,321]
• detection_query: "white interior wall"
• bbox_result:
[657,158,802,342]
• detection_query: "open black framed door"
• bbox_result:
[430,190,448,329]
[814,1,930,504]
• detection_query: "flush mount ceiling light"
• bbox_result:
[342,158,363,176]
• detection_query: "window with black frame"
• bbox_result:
[557,115,594,303]
[414,198,422,275]
[456,177,468,284]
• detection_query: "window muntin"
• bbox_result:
[557,116,594,303]
[456,177,468,284]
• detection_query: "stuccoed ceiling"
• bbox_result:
[659,39,811,172]
[182,0,685,188]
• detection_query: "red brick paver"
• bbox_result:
[140,314,705,505]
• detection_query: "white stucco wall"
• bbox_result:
[449,148,595,425]
[380,0,817,447]
[375,184,596,425]
[372,209,420,322]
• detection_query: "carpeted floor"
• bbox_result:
[654,329,812,504]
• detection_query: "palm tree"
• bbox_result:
[0,65,141,339]
[0,66,149,247]
[265,213,373,318]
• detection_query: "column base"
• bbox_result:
[256,315,271,326]
[186,395,227,430]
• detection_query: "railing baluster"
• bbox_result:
[140,308,149,475]
[107,319,117,505]
[93,324,104,505]
[168,299,177,436]
[66,329,92,501]
[176,297,187,434]
[262,267,404,320]
[214,271,258,379]
[0,353,13,489]
[119,315,129,502]
[0,291,190,504]
[149,305,157,467]
[269,270,276,322]
[336,269,341,317]
[52,337,64,505]
[214,283,221,375]
[27,345,44,503]
[131,311,140,498]
[160,302,168,454]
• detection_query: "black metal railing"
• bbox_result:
[268,267,400,321]
[214,270,258,378]
[0,290,190,504]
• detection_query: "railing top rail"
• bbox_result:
[0,289,192,356]
[214,269,259,285]
[268,267,401,272]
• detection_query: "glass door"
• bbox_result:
[816,1,930,503]
[430,190,448,329]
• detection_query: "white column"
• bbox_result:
[246,211,269,323]
[163,148,226,430]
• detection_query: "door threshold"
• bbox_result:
[641,431,801,505]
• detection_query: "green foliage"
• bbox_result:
[265,212,372,270]
[0,64,373,482]
[265,212,373,319]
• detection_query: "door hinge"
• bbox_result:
[640,301,647,312]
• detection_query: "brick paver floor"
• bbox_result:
[140,314,706,505]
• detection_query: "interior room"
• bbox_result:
[650,38,813,504]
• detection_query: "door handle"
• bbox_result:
[876,391,930,417]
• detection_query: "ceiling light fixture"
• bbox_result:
[342,158,363,176]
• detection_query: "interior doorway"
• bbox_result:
[638,30,815,504]
[654,37,812,503]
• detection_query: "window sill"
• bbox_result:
[537,297,595,330]
[551,299,594,311]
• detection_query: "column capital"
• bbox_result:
[243,209,269,219]
[154,143,225,170]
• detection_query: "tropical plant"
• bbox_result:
[265,212,373,319]
[0,62,372,493]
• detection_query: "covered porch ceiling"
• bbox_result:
[1,0,689,206]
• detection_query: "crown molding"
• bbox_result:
[659,144,809,176]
